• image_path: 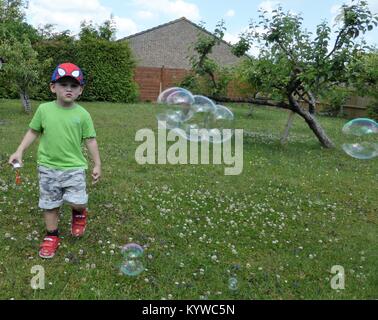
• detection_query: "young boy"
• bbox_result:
[8,62,101,259]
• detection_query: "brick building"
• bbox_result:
[120,17,242,101]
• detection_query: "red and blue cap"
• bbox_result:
[51,62,84,85]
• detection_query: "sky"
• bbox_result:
[25,0,378,49]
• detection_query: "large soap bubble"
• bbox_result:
[157,87,192,104]
[157,88,194,127]
[341,118,378,160]
[156,87,235,143]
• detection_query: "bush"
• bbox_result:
[32,39,77,101]
[29,38,138,103]
[76,38,138,102]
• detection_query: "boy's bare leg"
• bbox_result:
[44,208,60,232]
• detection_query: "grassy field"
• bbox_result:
[0,99,377,300]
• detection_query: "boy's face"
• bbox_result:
[50,77,84,105]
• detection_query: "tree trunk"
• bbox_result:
[307,91,316,115]
[19,90,32,113]
[288,95,335,148]
[211,95,335,148]
[280,111,295,145]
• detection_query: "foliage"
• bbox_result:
[233,1,378,102]
[75,38,138,102]
[32,37,77,101]
[0,37,39,93]
[229,0,378,147]
[79,17,117,41]
[0,37,50,111]
[0,0,39,43]
[319,87,350,117]
[0,0,41,103]
[36,24,72,42]
[178,68,232,97]
[1,14,138,103]
[351,51,378,120]
[188,20,233,97]
[32,36,138,103]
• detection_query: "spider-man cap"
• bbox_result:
[51,62,84,85]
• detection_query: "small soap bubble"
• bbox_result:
[228,277,238,291]
[119,243,145,277]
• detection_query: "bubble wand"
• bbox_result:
[12,161,22,185]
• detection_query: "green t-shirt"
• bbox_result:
[29,101,96,170]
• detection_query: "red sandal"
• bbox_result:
[39,236,60,259]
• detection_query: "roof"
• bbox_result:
[119,17,236,50]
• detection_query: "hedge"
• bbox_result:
[1,37,139,103]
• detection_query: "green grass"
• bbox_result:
[0,99,377,300]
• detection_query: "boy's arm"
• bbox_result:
[85,138,102,185]
[8,129,40,166]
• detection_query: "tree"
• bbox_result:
[226,0,378,148]
[0,0,25,22]
[0,0,39,43]
[0,0,43,105]
[0,37,50,113]
[79,17,117,41]
[186,20,232,97]
[99,17,117,41]
[37,23,72,41]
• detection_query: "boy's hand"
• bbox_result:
[92,165,101,185]
[8,152,23,168]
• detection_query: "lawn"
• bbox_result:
[0,99,377,300]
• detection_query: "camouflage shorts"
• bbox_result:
[38,165,88,210]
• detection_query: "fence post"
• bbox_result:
[160,65,165,94]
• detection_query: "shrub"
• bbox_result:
[31,37,138,103]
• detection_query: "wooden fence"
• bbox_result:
[134,66,189,102]
[133,66,373,118]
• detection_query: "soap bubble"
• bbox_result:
[228,277,238,291]
[120,243,144,276]
[121,243,144,259]
[157,111,182,130]
[120,259,145,276]
[341,118,378,160]
[166,90,194,121]
[157,87,192,104]
[156,87,235,143]
[157,88,194,123]
[207,105,235,144]
[188,95,217,128]
[178,95,217,141]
